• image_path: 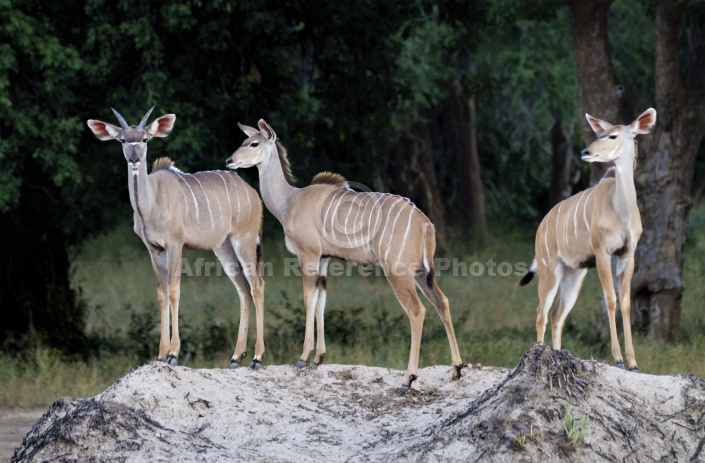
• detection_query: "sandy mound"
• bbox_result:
[12,345,705,462]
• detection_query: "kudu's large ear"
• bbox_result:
[630,108,657,135]
[585,113,614,138]
[258,119,277,142]
[87,120,121,141]
[146,114,176,138]
[238,123,259,138]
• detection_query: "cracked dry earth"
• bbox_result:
[12,345,705,462]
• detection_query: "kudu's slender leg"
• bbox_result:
[617,255,638,371]
[414,272,463,378]
[294,253,321,368]
[166,246,184,366]
[550,268,587,349]
[387,273,426,393]
[314,258,330,366]
[230,234,266,368]
[535,263,560,345]
[594,248,624,367]
[213,242,253,368]
[148,248,171,363]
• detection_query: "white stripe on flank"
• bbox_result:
[573,191,585,239]
[245,184,252,214]
[378,197,404,259]
[555,202,564,255]
[177,183,190,218]
[176,173,200,220]
[322,189,345,238]
[192,174,215,231]
[215,172,233,223]
[343,192,355,248]
[541,219,550,265]
[366,193,386,251]
[350,193,367,248]
[330,190,348,239]
[396,205,415,262]
[355,193,372,248]
[385,199,410,262]
[582,188,595,234]
[213,184,225,229]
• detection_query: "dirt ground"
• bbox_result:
[0,408,44,463]
[10,345,705,462]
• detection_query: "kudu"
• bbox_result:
[519,108,657,371]
[87,107,265,369]
[226,119,463,393]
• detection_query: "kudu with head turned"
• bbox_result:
[226,119,464,393]
[519,108,657,371]
[87,107,266,369]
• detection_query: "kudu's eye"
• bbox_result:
[609,134,618,139]
[250,142,259,148]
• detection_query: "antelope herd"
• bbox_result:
[88,107,656,393]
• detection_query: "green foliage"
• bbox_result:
[473,6,581,220]
[126,303,158,361]
[0,346,136,407]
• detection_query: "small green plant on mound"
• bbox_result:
[510,425,536,451]
[564,400,589,446]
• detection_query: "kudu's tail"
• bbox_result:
[517,258,537,287]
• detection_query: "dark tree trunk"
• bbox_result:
[448,80,486,244]
[547,114,577,208]
[0,172,87,354]
[569,0,705,341]
[0,222,87,354]
[630,0,705,341]
[567,0,624,184]
[386,120,449,256]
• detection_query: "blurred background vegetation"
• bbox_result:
[1,0,705,406]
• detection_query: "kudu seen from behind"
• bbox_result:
[87,107,266,369]
[519,108,657,371]
[226,119,464,393]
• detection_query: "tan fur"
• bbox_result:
[522,108,656,371]
[311,171,347,186]
[227,119,464,391]
[88,110,267,368]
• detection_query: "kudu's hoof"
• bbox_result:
[452,364,464,380]
[229,352,247,369]
[293,359,309,369]
[614,361,625,370]
[629,367,639,373]
[398,374,418,395]
[166,354,178,367]
[314,354,325,366]
[249,359,262,371]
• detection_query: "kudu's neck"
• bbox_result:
[611,139,638,222]
[257,147,298,223]
[127,159,156,224]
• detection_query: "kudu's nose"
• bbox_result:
[581,148,590,156]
